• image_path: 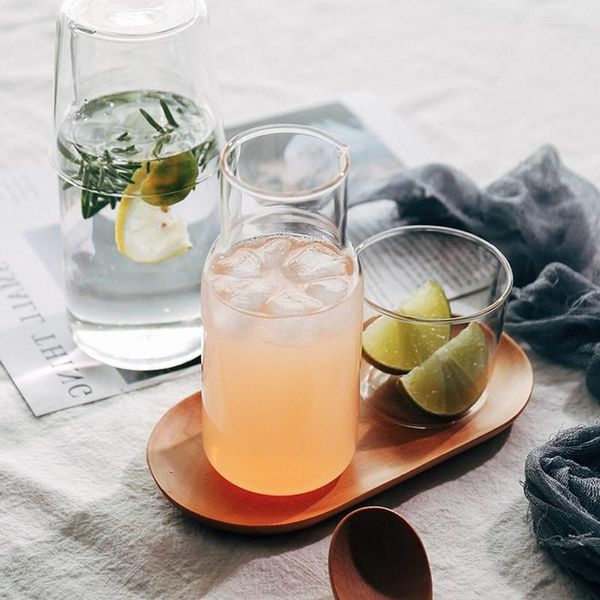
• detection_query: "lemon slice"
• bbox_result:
[398,322,489,417]
[115,196,192,263]
[362,280,451,374]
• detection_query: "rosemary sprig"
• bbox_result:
[138,108,165,134]
[139,100,217,172]
[60,98,218,219]
[160,99,180,128]
[139,100,178,159]
[111,144,138,155]
[193,137,218,171]
[72,145,141,219]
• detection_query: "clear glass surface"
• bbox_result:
[51,0,224,369]
[357,226,513,429]
[201,125,363,495]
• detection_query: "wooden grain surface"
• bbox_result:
[146,332,533,534]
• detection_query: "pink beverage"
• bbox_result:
[201,234,363,495]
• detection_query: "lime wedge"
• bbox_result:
[398,322,489,417]
[362,280,451,374]
[115,196,192,263]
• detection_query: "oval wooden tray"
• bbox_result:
[147,332,533,535]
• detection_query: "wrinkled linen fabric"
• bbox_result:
[360,146,600,398]
[507,263,600,398]
[524,425,600,595]
[355,145,599,288]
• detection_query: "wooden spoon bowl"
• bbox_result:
[328,506,432,600]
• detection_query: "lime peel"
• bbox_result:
[398,322,489,417]
[362,280,451,374]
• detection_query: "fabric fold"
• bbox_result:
[524,425,600,594]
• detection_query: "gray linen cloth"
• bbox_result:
[358,145,600,398]
[508,263,600,399]
[524,425,600,596]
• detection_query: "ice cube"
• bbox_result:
[265,290,322,317]
[205,277,252,339]
[211,275,247,299]
[285,243,349,282]
[211,247,263,278]
[228,278,281,312]
[305,276,350,306]
[260,237,292,269]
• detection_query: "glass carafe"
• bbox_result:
[50,0,224,369]
[201,125,364,495]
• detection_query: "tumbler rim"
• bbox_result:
[355,225,514,325]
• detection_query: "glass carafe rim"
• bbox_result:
[220,124,350,203]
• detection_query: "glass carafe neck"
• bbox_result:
[218,125,350,251]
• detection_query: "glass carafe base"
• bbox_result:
[68,312,201,370]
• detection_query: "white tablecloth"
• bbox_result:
[2,1,599,598]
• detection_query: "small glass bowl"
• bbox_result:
[356,225,513,429]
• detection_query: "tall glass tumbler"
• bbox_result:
[50,0,225,369]
[201,126,364,495]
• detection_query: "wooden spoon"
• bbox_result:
[328,506,433,600]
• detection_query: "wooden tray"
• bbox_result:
[147,333,533,535]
